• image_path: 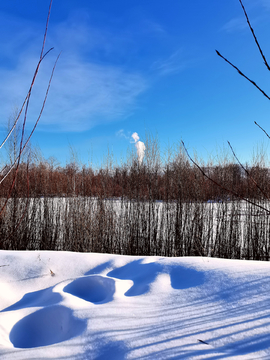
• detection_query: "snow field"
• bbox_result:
[1,251,270,359]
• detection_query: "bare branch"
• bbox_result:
[0,18,54,151]
[181,140,270,214]
[254,121,270,140]
[0,53,60,187]
[227,141,270,201]
[40,0,53,60]
[239,0,270,71]
[0,0,56,217]
[216,50,270,101]
[18,48,54,166]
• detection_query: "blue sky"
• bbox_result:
[1,0,270,167]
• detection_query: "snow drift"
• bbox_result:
[1,251,270,359]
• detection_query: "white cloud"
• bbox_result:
[39,56,146,131]
[0,11,148,133]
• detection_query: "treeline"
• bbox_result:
[1,155,270,201]
[1,142,270,260]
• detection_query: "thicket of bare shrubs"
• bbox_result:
[1,139,270,261]
[1,149,269,201]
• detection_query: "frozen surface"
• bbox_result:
[1,250,270,359]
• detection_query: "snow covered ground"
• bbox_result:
[1,251,270,359]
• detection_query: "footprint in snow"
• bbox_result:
[6,275,115,349]
[63,275,115,304]
[9,305,87,348]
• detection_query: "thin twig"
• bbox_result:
[254,121,270,140]
[13,159,30,235]
[0,48,55,179]
[227,141,270,201]
[0,0,53,171]
[0,53,60,189]
[18,47,54,162]
[181,140,270,214]
[0,0,57,217]
[40,0,53,60]
[216,50,270,101]
[239,0,270,71]
[0,17,54,152]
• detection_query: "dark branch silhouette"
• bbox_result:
[216,50,270,101]
[227,140,270,201]
[0,0,58,218]
[254,121,270,140]
[216,0,270,100]
[181,140,270,215]
[239,0,270,71]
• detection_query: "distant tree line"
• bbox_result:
[1,154,269,201]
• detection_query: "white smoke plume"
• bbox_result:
[131,132,145,165]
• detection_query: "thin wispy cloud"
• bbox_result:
[151,49,187,76]
[0,11,148,132]
[142,19,167,36]
[116,129,131,140]
[261,0,270,10]
[221,0,270,34]
[246,0,270,12]
[42,57,147,131]
[221,17,247,33]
